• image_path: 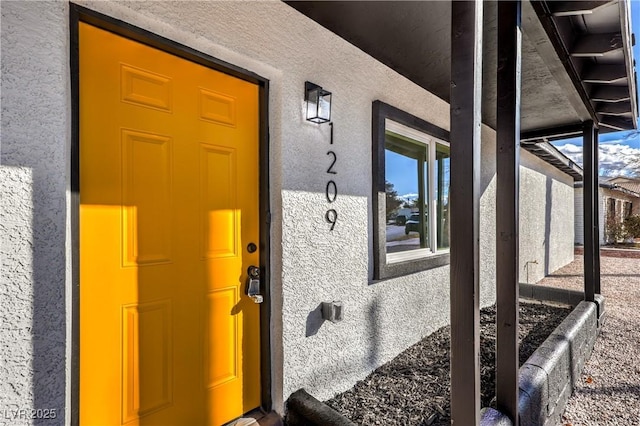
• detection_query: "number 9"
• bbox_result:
[325,209,338,231]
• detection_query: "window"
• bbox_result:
[607,197,616,220]
[385,120,450,260]
[372,101,450,280]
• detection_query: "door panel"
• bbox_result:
[79,23,261,425]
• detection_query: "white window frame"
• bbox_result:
[385,119,450,265]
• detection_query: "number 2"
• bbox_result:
[326,151,337,174]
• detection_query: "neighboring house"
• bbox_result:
[574,178,640,245]
[607,175,640,196]
[1,1,636,425]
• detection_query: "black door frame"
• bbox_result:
[69,4,272,424]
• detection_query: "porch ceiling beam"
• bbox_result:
[550,1,612,17]
[597,102,632,116]
[528,1,598,124]
[599,116,632,131]
[570,33,623,57]
[591,86,631,102]
[520,123,584,142]
[582,64,627,84]
[520,141,584,180]
[449,1,482,424]
[496,1,521,423]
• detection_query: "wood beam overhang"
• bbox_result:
[530,1,600,125]
[591,86,631,102]
[520,124,584,142]
[550,1,612,17]
[582,64,627,83]
[618,0,639,129]
[449,1,482,424]
[599,116,633,130]
[520,141,584,180]
[523,1,593,124]
[570,33,623,57]
[496,2,521,423]
[597,102,633,116]
[531,1,637,132]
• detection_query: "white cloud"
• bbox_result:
[555,142,640,177]
[556,143,583,154]
[400,193,418,201]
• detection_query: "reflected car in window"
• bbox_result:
[395,214,407,225]
[404,213,426,235]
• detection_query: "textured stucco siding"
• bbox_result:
[519,151,575,284]
[1,1,70,424]
[1,0,576,419]
[1,167,36,419]
[574,188,584,245]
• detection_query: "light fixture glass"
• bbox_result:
[305,81,332,124]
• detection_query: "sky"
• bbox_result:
[553,0,640,177]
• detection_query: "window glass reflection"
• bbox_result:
[384,127,450,261]
[385,132,428,255]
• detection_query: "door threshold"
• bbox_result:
[223,409,283,426]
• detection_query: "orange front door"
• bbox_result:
[79,23,261,425]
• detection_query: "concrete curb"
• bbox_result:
[483,300,599,426]
[519,283,605,325]
[480,407,514,425]
[518,301,598,426]
[285,389,356,426]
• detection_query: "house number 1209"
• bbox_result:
[326,123,338,231]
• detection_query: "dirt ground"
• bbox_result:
[324,303,571,425]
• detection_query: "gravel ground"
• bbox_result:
[539,254,640,426]
[324,302,571,425]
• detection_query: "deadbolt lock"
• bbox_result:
[246,266,263,304]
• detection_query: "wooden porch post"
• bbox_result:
[496,1,521,423]
[593,127,601,294]
[583,120,596,302]
[450,1,482,424]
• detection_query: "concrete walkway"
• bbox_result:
[535,253,640,426]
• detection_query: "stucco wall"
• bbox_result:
[1,0,576,420]
[574,188,585,245]
[519,151,575,284]
[1,1,70,423]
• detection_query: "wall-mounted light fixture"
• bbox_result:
[305,81,332,124]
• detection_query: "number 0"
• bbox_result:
[326,180,337,203]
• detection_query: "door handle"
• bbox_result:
[245,266,263,304]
